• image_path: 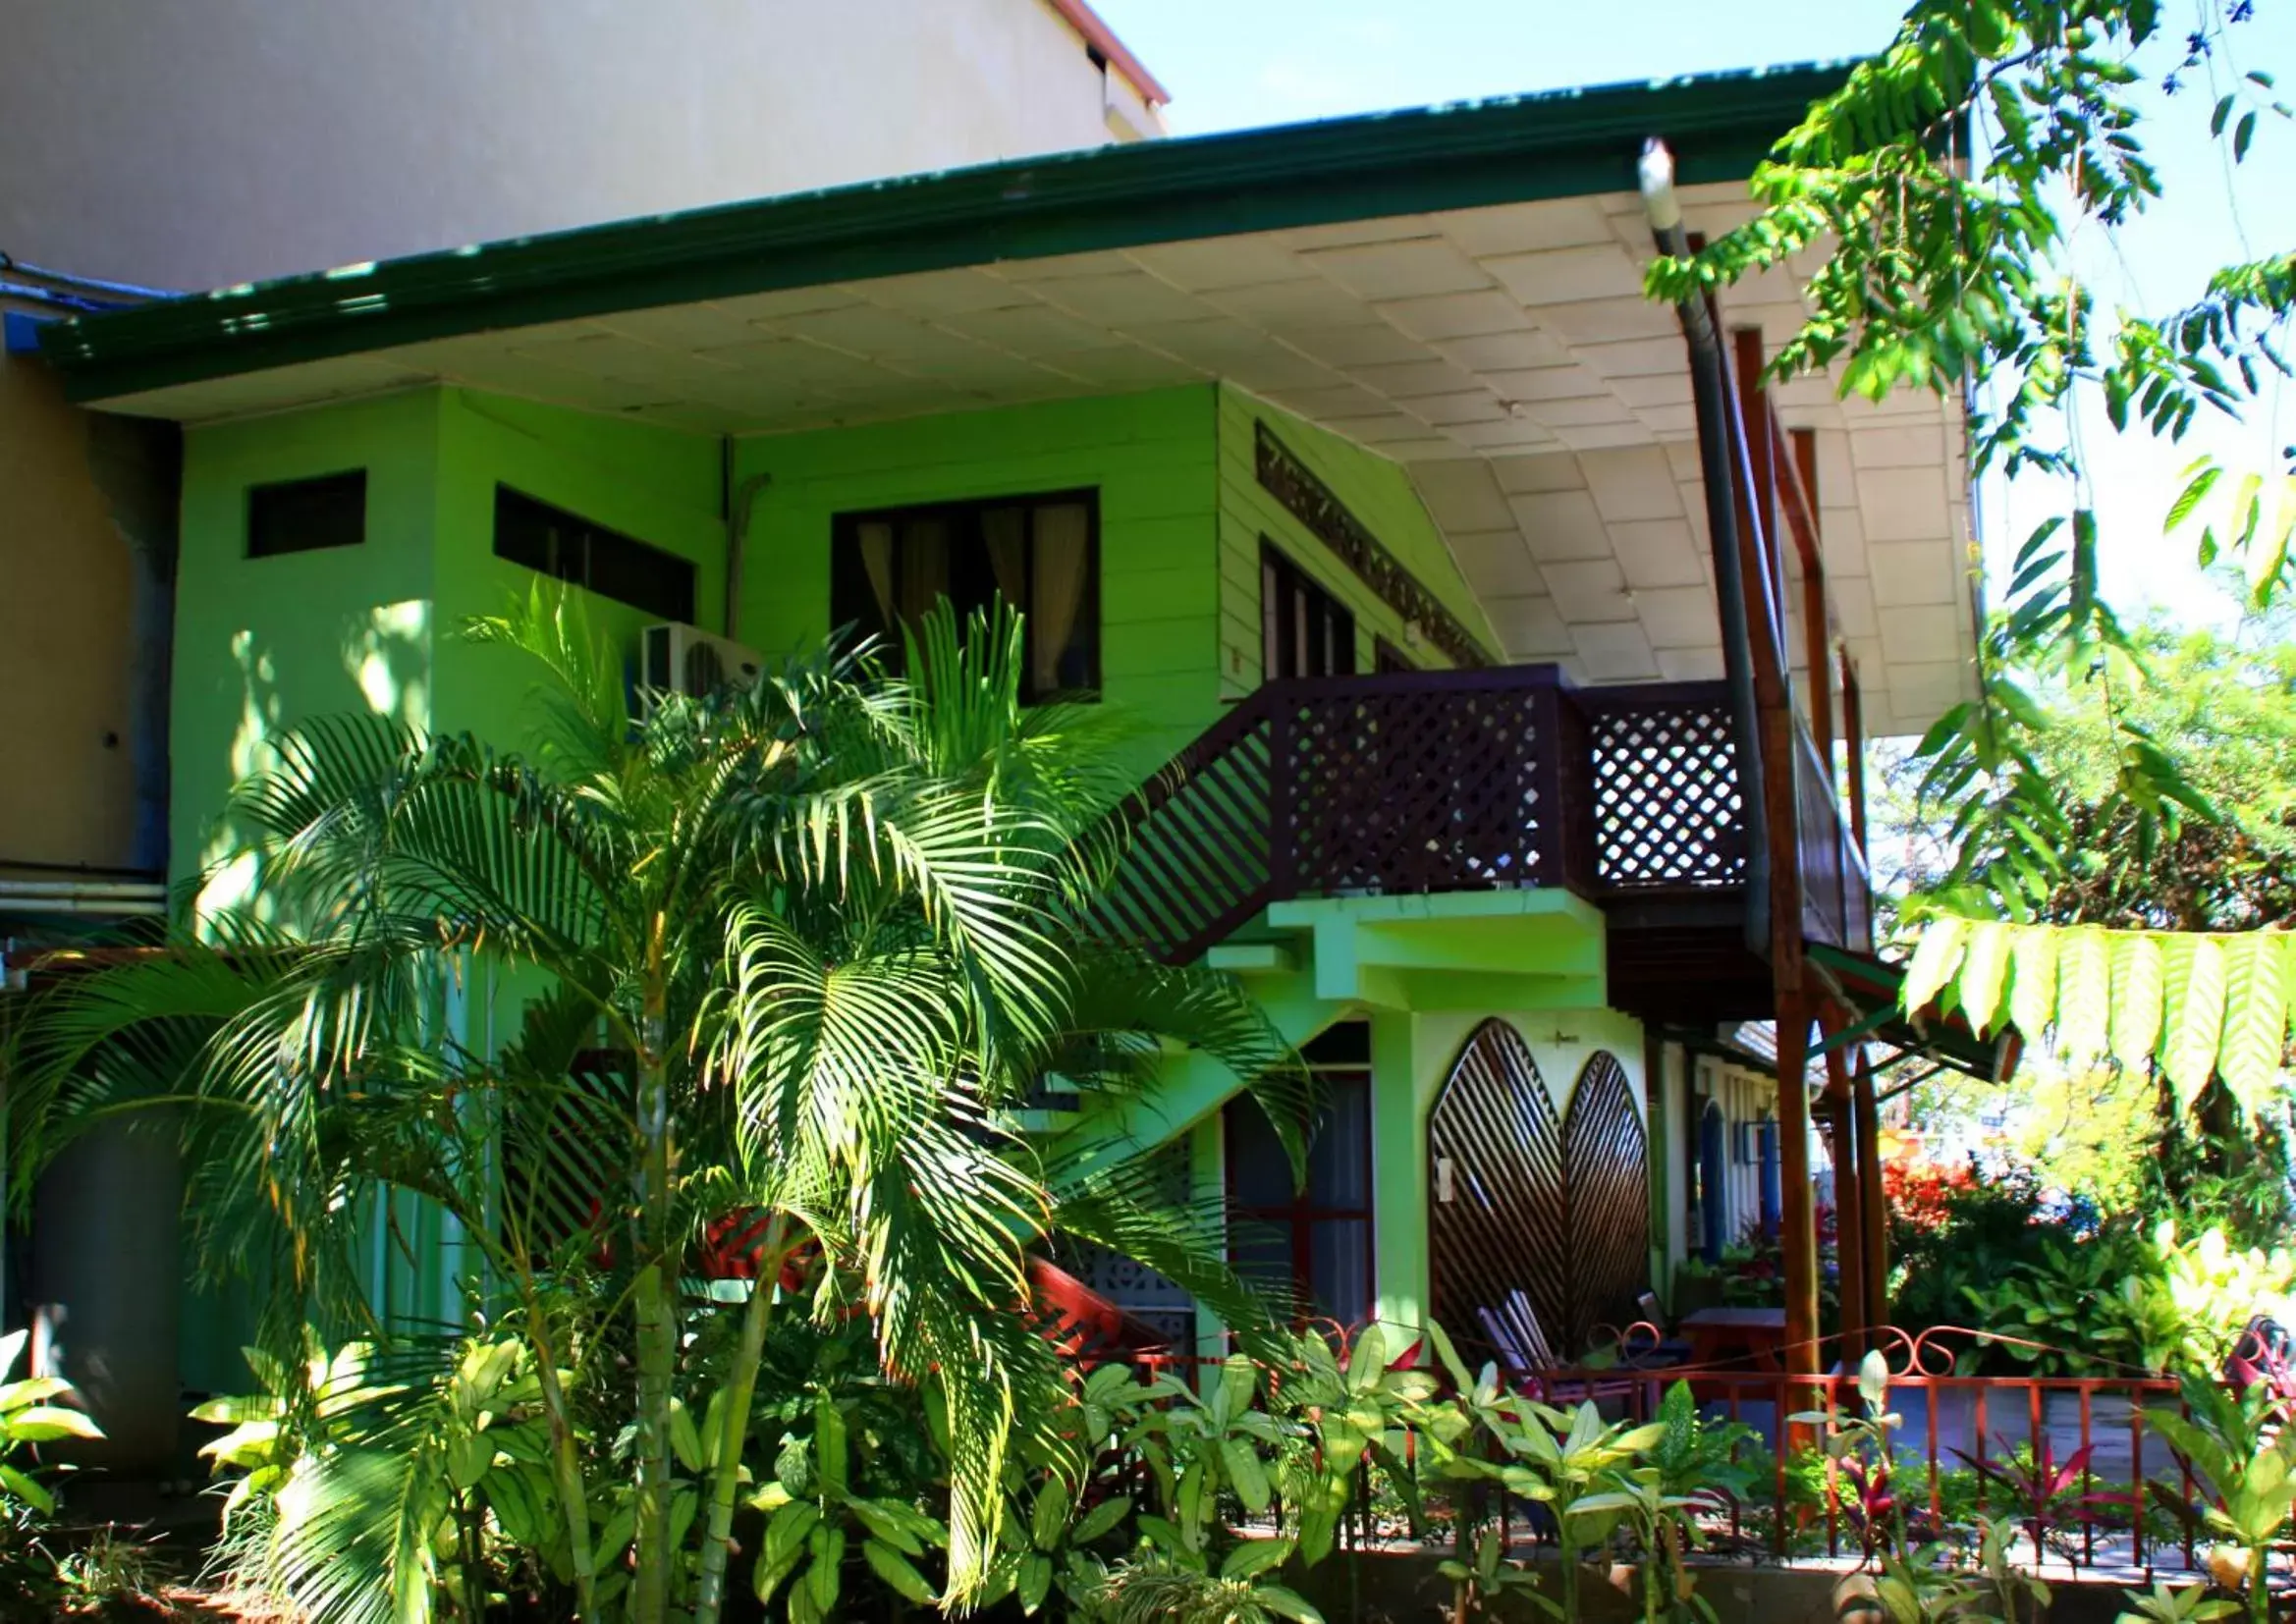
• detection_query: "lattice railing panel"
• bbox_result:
[1585,695,1747,889]
[1278,683,1551,894]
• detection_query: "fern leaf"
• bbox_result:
[2215,932,2289,1113]
[2057,927,2111,1064]
[1954,921,2012,1037]
[2004,926,2057,1045]
[2108,934,2164,1076]
[2159,935,2226,1108]
[1903,917,1972,1015]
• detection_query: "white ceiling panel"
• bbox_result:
[124,177,1973,735]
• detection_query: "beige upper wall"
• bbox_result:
[0,0,1161,292]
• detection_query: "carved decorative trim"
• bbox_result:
[1254,420,1490,669]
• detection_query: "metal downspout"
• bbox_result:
[1639,138,1771,957]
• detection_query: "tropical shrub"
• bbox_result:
[14,593,1306,1624]
[0,1327,104,1611]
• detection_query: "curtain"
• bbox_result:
[1030,502,1090,693]
[856,520,897,630]
[981,506,1028,615]
[898,516,949,625]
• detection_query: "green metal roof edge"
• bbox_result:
[38,60,1850,405]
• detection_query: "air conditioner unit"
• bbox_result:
[640,622,763,703]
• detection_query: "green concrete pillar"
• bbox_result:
[1369,1010,1427,1339]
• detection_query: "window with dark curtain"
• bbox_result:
[1226,1023,1374,1329]
[493,484,695,623]
[830,490,1100,702]
[247,470,367,558]
[1261,543,1356,679]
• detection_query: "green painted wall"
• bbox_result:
[730,385,1223,769]
[174,390,447,913]
[169,385,724,1387]
[1214,384,1499,693]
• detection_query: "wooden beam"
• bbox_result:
[1774,992,1822,1376]
[1825,1043,1867,1361]
[1852,1050,1889,1335]
[1790,427,1834,774]
[1842,655,1870,860]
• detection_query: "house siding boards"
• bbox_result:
[1214,385,1496,690]
[730,385,1224,763]
[170,387,728,904]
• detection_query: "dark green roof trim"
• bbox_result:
[39,61,1848,405]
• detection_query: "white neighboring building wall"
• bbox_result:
[0,0,1165,291]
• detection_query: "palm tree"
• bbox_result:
[11,591,1309,1623]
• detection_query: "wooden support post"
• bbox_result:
[1774,995,1822,1377]
[1727,325,1821,1379]
[1853,1050,1889,1335]
[1825,1044,1867,1362]
[1842,657,1870,860]
[1789,427,1833,768]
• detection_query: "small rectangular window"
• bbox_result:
[493,485,696,623]
[830,489,1100,701]
[1261,543,1355,679]
[246,470,367,558]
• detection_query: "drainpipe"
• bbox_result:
[721,438,769,640]
[1639,138,1771,957]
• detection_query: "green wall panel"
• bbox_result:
[730,385,1224,766]
[1214,384,1500,691]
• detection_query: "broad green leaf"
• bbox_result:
[1954,920,2012,1036]
[0,1462,53,1513]
[1257,1582,1329,1623]
[7,1406,103,1442]
[1903,917,1972,1014]
[863,1539,938,1605]
[2004,925,2057,1045]
[1222,1437,1273,1514]
[1069,1493,1131,1545]
[1222,1537,1295,1580]
[2159,935,2226,1106]
[2058,926,2112,1062]
[2109,934,2165,1074]
[2217,933,2296,1111]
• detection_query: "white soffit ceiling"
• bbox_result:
[105,182,1974,736]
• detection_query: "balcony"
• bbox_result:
[1096,665,1870,1017]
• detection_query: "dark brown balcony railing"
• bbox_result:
[1093,665,1867,967]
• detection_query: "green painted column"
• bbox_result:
[1369,1010,1428,1339]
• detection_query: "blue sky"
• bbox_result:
[1095,1,2296,630]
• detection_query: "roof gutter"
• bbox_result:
[34,61,1850,405]
[1639,137,1771,959]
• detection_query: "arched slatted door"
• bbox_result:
[1428,1019,1566,1369]
[1561,1051,1651,1353]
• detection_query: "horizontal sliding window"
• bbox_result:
[246,469,367,558]
[830,489,1099,701]
[494,484,696,624]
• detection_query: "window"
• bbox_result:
[1261,544,1355,679]
[830,490,1099,701]
[1374,637,1415,674]
[247,469,366,558]
[1227,1023,1373,1329]
[494,484,696,623]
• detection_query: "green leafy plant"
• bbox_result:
[1085,1549,1325,1624]
[2149,1373,2296,1624]
[14,591,1306,1624]
[0,1327,103,1613]
[2114,1580,2240,1623]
